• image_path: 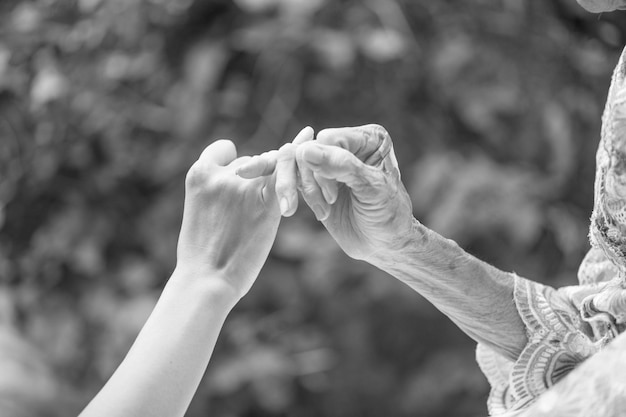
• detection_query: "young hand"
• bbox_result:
[176,139,281,299]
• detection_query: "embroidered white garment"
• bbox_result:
[476,45,626,416]
[477,275,608,415]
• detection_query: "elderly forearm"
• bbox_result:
[79,271,239,417]
[368,217,527,360]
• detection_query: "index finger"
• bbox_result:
[235,126,314,179]
[296,142,376,189]
[235,150,278,179]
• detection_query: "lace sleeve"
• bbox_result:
[477,275,602,415]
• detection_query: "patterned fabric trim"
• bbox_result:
[476,343,513,416]
[477,275,601,415]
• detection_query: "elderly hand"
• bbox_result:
[237,124,413,261]
[176,139,281,299]
[236,125,528,358]
[297,125,530,358]
[295,124,414,261]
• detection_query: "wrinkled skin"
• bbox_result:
[238,125,528,359]
[294,125,414,261]
[238,124,414,260]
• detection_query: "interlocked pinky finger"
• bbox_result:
[298,164,330,221]
[228,156,253,171]
[275,143,299,217]
[235,150,279,179]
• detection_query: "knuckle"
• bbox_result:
[370,124,391,143]
[336,138,349,149]
[185,163,209,190]
[263,149,279,161]
[346,153,361,171]
[316,130,341,147]
[185,164,239,196]
[369,123,389,135]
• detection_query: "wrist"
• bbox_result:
[366,216,479,281]
[367,217,423,267]
[168,267,242,312]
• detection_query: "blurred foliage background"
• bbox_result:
[1,0,625,416]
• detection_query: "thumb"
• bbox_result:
[198,139,237,166]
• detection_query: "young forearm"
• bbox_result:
[368,217,527,360]
[79,271,239,417]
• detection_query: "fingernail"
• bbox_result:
[321,186,335,205]
[304,145,324,164]
[279,197,290,216]
[235,163,250,177]
[312,203,328,221]
[293,126,315,145]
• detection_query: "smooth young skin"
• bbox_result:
[238,124,528,360]
[79,139,281,417]
[237,126,316,217]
